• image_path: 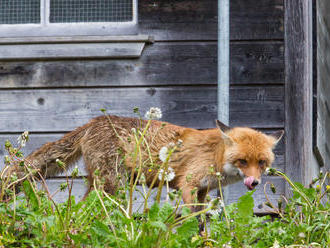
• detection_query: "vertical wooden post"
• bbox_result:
[284,0,314,187]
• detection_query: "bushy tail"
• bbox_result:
[25,124,88,178]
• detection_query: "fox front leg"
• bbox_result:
[182,185,203,212]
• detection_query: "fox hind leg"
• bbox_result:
[82,148,125,198]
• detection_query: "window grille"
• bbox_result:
[0,0,135,25]
[0,0,137,37]
[0,0,40,24]
[50,0,133,23]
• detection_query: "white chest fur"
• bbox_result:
[221,162,244,186]
[199,163,244,189]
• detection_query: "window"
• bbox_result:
[0,0,137,37]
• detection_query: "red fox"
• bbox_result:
[13,115,283,209]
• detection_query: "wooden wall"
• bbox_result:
[316,0,330,174]
[0,0,285,211]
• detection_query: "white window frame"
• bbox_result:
[0,0,138,37]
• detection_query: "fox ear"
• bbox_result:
[216,120,234,146]
[215,120,230,132]
[269,130,284,147]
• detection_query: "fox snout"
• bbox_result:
[244,176,261,190]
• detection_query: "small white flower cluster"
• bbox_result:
[17,131,29,147]
[144,107,162,120]
[158,167,175,182]
[159,146,168,162]
[270,240,280,248]
[208,198,225,216]
[265,167,277,176]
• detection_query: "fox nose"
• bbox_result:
[251,180,259,187]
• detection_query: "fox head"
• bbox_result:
[216,120,284,190]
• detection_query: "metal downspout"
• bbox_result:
[218,0,230,202]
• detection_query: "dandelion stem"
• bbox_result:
[217,178,230,229]
[93,179,121,248]
[156,146,176,203]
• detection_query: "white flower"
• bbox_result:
[265,167,276,176]
[270,240,280,248]
[168,142,175,148]
[158,167,175,182]
[209,209,220,216]
[207,197,225,216]
[208,202,222,216]
[17,131,29,147]
[159,146,168,162]
[145,107,162,120]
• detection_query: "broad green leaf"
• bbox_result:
[149,202,160,221]
[91,219,112,237]
[181,206,191,217]
[159,203,174,222]
[150,221,167,232]
[177,217,199,240]
[237,190,255,218]
[22,180,39,210]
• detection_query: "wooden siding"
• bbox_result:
[138,0,283,40]
[0,42,283,88]
[285,0,314,187]
[0,0,284,210]
[316,0,330,174]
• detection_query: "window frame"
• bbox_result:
[0,0,138,37]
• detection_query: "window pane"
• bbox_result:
[50,0,133,23]
[0,0,40,24]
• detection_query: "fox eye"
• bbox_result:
[259,160,267,167]
[238,159,248,166]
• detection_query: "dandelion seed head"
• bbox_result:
[17,131,29,147]
[158,167,175,182]
[145,107,162,120]
[159,146,168,162]
[168,142,175,148]
[298,232,306,238]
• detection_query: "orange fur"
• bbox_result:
[15,115,282,210]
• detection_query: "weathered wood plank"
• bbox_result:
[231,42,284,85]
[230,0,284,40]
[138,0,283,41]
[0,35,152,45]
[39,179,169,212]
[0,43,146,60]
[315,95,330,169]
[0,42,283,88]
[230,86,284,128]
[39,177,284,214]
[285,0,314,186]
[224,176,285,214]
[0,86,283,132]
[315,0,330,171]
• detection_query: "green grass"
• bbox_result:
[1,108,329,247]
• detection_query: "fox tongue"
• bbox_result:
[244,176,255,190]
